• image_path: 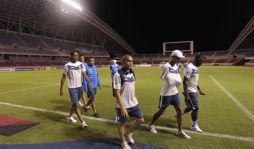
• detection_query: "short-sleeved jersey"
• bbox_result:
[113,69,138,109]
[160,62,181,96]
[182,63,199,92]
[63,61,86,88]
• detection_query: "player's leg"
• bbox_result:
[147,95,169,133]
[174,92,192,118]
[116,108,131,149]
[125,104,144,144]
[172,93,191,139]
[189,92,202,133]
[173,105,183,132]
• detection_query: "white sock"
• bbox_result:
[191,120,198,126]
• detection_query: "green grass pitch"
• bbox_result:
[0,66,254,149]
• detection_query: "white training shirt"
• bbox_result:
[160,62,181,96]
[113,70,138,109]
[182,63,199,92]
[63,61,86,88]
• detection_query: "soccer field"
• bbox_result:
[0,66,254,149]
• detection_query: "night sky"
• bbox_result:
[78,0,254,54]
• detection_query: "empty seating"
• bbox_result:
[14,61,36,66]
[0,60,17,67]
[32,61,51,66]
[227,59,239,63]
[203,59,215,63]
[214,59,229,63]
[0,32,25,46]
[18,35,45,48]
[199,52,215,56]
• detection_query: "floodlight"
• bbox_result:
[62,0,82,12]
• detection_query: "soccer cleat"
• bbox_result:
[124,132,134,144]
[94,113,101,118]
[81,121,88,128]
[121,141,131,149]
[147,123,157,134]
[83,107,89,113]
[78,102,83,106]
[176,131,191,139]
[190,125,203,133]
[67,117,77,123]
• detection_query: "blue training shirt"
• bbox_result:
[110,64,120,75]
[85,64,101,90]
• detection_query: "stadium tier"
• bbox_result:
[227,58,240,63]
[214,59,229,63]
[0,32,25,46]
[199,52,215,56]
[203,59,216,63]
[0,60,17,67]
[18,35,46,48]
[214,51,230,56]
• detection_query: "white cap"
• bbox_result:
[171,50,185,58]
[112,60,116,62]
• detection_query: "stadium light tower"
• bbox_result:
[62,0,82,12]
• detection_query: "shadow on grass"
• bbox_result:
[32,111,122,148]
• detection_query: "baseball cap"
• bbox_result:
[171,50,185,58]
[112,60,116,62]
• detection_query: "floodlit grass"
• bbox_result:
[0,66,254,149]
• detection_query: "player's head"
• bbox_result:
[87,57,95,65]
[121,55,133,70]
[170,50,185,64]
[112,60,116,64]
[193,55,204,67]
[70,50,79,62]
[79,55,85,62]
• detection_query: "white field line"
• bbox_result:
[0,84,58,95]
[0,101,253,142]
[0,81,59,85]
[209,75,254,122]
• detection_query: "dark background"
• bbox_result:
[77,0,254,54]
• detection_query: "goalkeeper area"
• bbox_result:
[0,66,254,149]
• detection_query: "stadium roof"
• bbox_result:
[229,16,254,51]
[0,0,137,54]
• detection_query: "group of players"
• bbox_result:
[60,50,205,149]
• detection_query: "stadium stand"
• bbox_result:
[203,59,216,63]
[199,52,215,56]
[214,59,229,63]
[14,61,36,66]
[42,38,64,49]
[18,35,45,48]
[0,32,25,47]
[214,51,230,56]
[227,58,240,63]
[0,60,17,67]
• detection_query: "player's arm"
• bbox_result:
[197,85,205,96]
[183,76,190,100]
[115,89,127,117]
[60,74,66,96]
[110,65,112,70]
[83,72,93,89]
[97,69,102,90]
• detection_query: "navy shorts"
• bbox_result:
[116,104,143,123]
[87,87,97,99]
[158,93,182,109]
[183,92,199,110]
[69,87,83,104]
